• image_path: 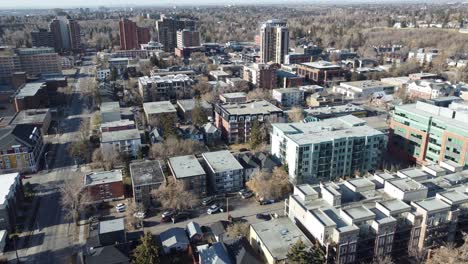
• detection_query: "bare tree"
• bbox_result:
[225,222,250,238]
[288,107,305,122]
[60,175,92,225]
[426,233,468,264]
[247,88,272,101]
[151,179,198,210]
[246,167,292,200]
[150,137,204,161]
[91,145,123,170]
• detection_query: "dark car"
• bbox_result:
[172,211,192,223]
[259,199,276,205]
[256,213,271,220]
[202,196,215,206]
[161,210,175,222]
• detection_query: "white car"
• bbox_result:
[133,212,146,219]
[207,204,221,214]
[115,203,126,213]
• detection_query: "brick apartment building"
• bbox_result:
[297,61,347,87]
[214,100,285,144]
[242,63,278,89]
[84,170,125,203]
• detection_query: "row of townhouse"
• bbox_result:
[285,160,468,263]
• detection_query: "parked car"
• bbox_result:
[115,203,126,213]
[172,211,192,223]
[256,213,271,220]
[207,204,222,214]
[161,210,175,222]
[238,189,248,196]
[241,191,254,199]
[202,196,215,206]
[259,199,276,205]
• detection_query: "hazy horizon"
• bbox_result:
[0,0,449,9]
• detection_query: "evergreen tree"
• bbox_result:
[286,239,325,264]
[161,115,175,139]
[249,119,262,150]
[133,232,160,264]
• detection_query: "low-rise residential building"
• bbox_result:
[168,155,207,197]
[406,80,454,100]
[380,76,411,90]
[98,218,126,246]
[408,72,440,81]
[138,74,193,102]
[408,48,439,64]
[130,160,165,208]
[203,122,221,145]
[215,100,285,144]
[160,227,190,254]
[176,99,212,123]
[202,150,244,194]
[100,102,121,123]
[304,104,367,120]
[285,162,468,263]
[198,242,232,264]
[9,108,51,136]
[243,63,278,89]
[100,129,141,157]
[236,152,281,181]
[143,101,177,126]
[333,80,396,100]
[108,58,129,74]
[389,101,468,165]
[271,115,386,184]
[84,170,125,203]
[272,88,304,107]
[210,70,231,82]
[0,124,44,173]
[96,69,110,81]
[249,217,313,264]
[100,119,135,133]
[219,92,247,103]
[297,61,347,87]
[0,173,24,232]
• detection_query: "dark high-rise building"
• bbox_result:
[31,29,55,48]
[156,15,196,52]
[68,19,81,51]
[260,19,289,64]
[119,18,151,50]
[48,16,81,53]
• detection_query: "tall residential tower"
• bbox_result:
[260,19,289,64]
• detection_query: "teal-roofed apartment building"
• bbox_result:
[389,101,468,165]
[271,115,387,184]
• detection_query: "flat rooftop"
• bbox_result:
[341,80,394,90]
[100,119,135,129]
[100,102,120,113]
[273,88,302,94]
[272,115,383,145]
[129,160,165,186]
[143,101,176,115]
[305,104,365,116]
[387,178,426,192]
[10,108,49,125]
[437,190,468,205]
[84,170,123,186]
[220,92,247,99]
[342,205,375,222]
[99,218,124,234]
[139,74,192,85]
[218,100,283,116]
[398,168,429,180]
[413,197,450,213]
[202,150,243,173]
[300,61,341,69]
[177,99,211,112]
[16,82,44,98]
[377,199,411,215]
[169,155,206,179]
[251,217,312,261]
[101,129,141,143]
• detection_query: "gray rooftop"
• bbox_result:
[250,217,312,261]
[377,199,411,216]
[84,170,123,186]
[436,190,468,205]
[342,205,375,222]
[16,82,44,98]
[99,218,124,234]
[220,92,247,99]
[304,104,365,116]
[387,178,426,192]
[272,115,383,145]
[202,150,243,173]
[100,102,120,113]
[169,155,206,179]
[101,129,141,143]
[139,74,192,85]
[218,100,283,116]
[273,88,302,94]
[301,61,340,69]
[341,80,395,90]
[413,197,450,213]
[10,108,50,125]
[130,160,165,186]
[143,101,177,115]
[177,99,211,112]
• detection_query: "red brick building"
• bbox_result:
[297,61,347,87]
[119,18,151,50]
[84,170,125,203]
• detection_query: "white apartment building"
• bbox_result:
[406,80,454,100]
[271,88,304,107]
[333,80,396,99]
[101,129,142,157]
[138,74,193,102]
[271,115,386,184]
[408,48,439,64]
